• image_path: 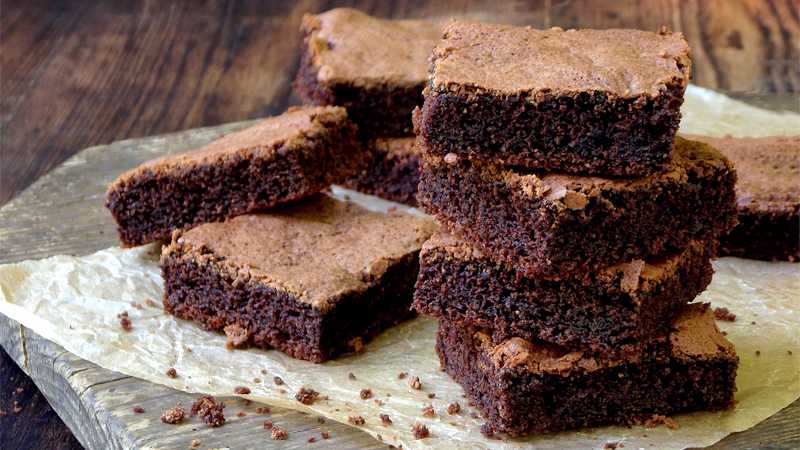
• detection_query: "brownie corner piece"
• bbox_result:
[294,8,441,137]
[420,21,691,176]
[341,137,420,206]
[160,194,436,362]
[436,303,737,436]
[106,106,363,247]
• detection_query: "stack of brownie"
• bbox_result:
[412,21,741,436]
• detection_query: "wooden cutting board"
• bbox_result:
[0,123,797,449]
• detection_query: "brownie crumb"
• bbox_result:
[412,422,430,439]
[789,350,793,355]
[224,323,251,349]
[271,425,288,440]
[234,386,251,395]
[427,393,436,399]
[380,413,393,426]
[261,369,268,375]
[348,415,366,426]
[166,368,177,379]
[253,377,262,384]
[642,414,679,430]
[398,372,407,379]
[160,403,185,424]
[317,417,325,424]
[604,442,621,449]
[191,395,225,427]
[255,406,271,414]
[751,321,757,325]
[713,307,736,322]
[359,389,372,400]
[447,402,461,415]
[273,376,284,385]
[236,411,247,417]
[263,420,273,429]
[756,350,761,356]
[295,387,320,405]
[190,438,201,448]
[421,405,435,417]
[308,437,317,443]
[348,337,365,353]
[243,399,252,406]
[348,372,357,381]
[373,399,384,406]
[321,431,330,439]
[118,311,132,331]
[12,401,22,414]
[132,406,145,414]
[409,376,422,390]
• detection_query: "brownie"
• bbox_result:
[341,137,420,206]
[417,136,737,278]
[294,8,441,137]
[687,135,800,261]
[417,21,691,176]
[414,232,714,357]
[161,194,436,363]
[436,303,738,436]
[106,106,364,246]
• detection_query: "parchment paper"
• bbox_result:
[1,86,799,449]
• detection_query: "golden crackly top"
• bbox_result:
[431,20,691,98]
[424,232,708,295]
[480,303,734,375]
[684,135,800,213]
[163,194,437,312]
[302,8,442,87]
[108,106,349,189]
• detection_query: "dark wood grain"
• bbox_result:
[0,0,798,448]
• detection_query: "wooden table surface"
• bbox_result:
[1,1,798,449]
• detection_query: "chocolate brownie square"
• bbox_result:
[106,106,363,246]
[417,136,737,277]
[161,194,436,362]
[294,8,441,137]
[436,303,737,436]
[414,232,714,357]
[418,21,691,176]
[688,135,799,261]
[341,137,420,206]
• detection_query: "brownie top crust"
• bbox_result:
[685,135,800,213]
[168,194,436,311]
[301,8,441,87]
[109,106,350,185]
[424,232,708,295]
[480,304,733,375]
[430,21,691,98]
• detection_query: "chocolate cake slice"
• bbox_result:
[418,21,691,176]
[687,135,799,261]
[414,232,714,357]
[341,137,420,206]
[161,194,436,363]
[294,8,441,137]
[417,136,737,278]
[106,106,363,246]
[436,303,737,437]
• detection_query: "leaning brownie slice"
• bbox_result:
[418,21,691,176]
[417,136,737,278]
[414,232,713,357]
[161,194,436,363]
[295,8,441,137]
[687,135,799,261]
[437,303,737,437]
[106,106,363,246]
[341,137,420,206]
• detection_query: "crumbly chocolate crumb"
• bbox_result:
[236,411,247,417]
[160,403,185,424]
[261,369,268,375]
[308,437,317,443]
[348,372,357,381]
[190,438,201,448]
[713,307,736,322]
[398,372,407,379]
[12,401,22,414]
[348,415,366,426]
[359,389,372,400]
[295,387,320,405]
[271,425,288,440]
[321,431,330,439]
[234,386,251,395]
[373,399,384,406]
[409,376,422,390]
[604,442,621,449]
[273,376,284,385]
[118,311,132,331]
[380,414,393,426]
[789,350,794,355]
[166,368,177,378]
[132,406,145,414]
[255,406,271,414]
[224,323,251,349]
[447,402,461,415]
[421,405,435,417]
[253,377,262,384]
[412,422,430,439]
[263,420,273,429]
[642,414,679,429]
[317,417,325,424]
[751,321,757,325]
[191,395,225,427]
[756,350,761,356]
[427,393,436,399]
